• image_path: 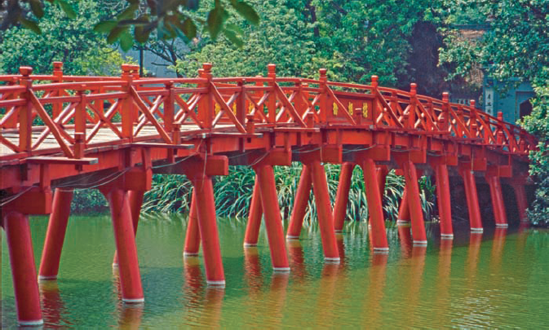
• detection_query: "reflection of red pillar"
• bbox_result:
[102,188,144,303]
[363,252,388,328]
[361,159,389,251]
[244,247,263,293]
[398,223,413,258]
[487,175,508,227]
[397,187,411,225]
[467,233,483,275]
[333,163,354,232]
[183,256,204,305]
[193,175,226,285]
[203,288,225,328]
[256,165,290,272]
[114,190,144,266]
[269,273,289,327]
[286,165,312,239]
[184,191,201,256]
[460,167,483,233]
[118,304,144,329]
[402,160,427,245]
[310,161,340,262]
[39,189,73,280]
[39,280,66,327]
[3,211,43,326]
[314,263,340,326]
[435,164,453,238]
[244,179,263,246]
[287,240,307,280]
[492,228,507,262]
[512,183,528,222]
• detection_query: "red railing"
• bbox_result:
[0,63,537,160]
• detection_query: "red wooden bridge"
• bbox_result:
[0,62,535,326]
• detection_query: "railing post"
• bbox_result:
[319,68,328,123]
[470,100,478,138]
[409,83,417,129]
[497,111,504,145]
[19,66,33,153]
[267,64,277,124]
[52,62,63,119]
[371,75,379,125]
[236,80,246,126]
[121,64,134,141]
[441,92,450,134]
[201,63,214,129]
[75,86,87,158]
[164,81,174,133]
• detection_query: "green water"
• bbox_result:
[1,215,549,328]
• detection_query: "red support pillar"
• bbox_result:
[39,189,74,280]
[192,175,226,285]
[255,164,290,272]
[397,186,411,225]
[460,166,483,233]
[184,190,201,256]
[486,174,508,228]
[244,178,263,246]
[402,160,427,245]
[512,183,528,222]
[361,159,389,251]
[102,187,144,302]
[286,165,312,239]
[435,164,454,239]
[3,211,44,326]
[113,190,145,266]
[310,161,340,262]
[333,162,354,232]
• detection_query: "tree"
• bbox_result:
[0,0,130,75]
[439,0,549,224]
[1,0,259,51]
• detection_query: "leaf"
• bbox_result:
[20,18,41,34]
[107,27,126,44]
[119,30,134,51]
[207,6,223,40]
[94,20,117,33]
[232,1,259,25]
[29,0,44,18]
[182,18,197,39]
[225,23,243,35]
[134,26,150,43]
[117,3,138,20]
[57,0,77,19]
[223,28,243,48]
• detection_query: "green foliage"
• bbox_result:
[142,164,434,223]
[70,189,109,214]
[439,1,549,223]
[0,0,130,75]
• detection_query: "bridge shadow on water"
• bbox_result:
[1,215,547,328]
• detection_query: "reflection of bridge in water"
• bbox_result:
[0,62,535,325]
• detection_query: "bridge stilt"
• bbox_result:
[39,189,73,280]
[486,175,508,227]
[244,178,263,246]
[286,164,312,239]
[460,166,483,233]
[3,211,44,326]
[333,162,354,232]
[113,190,144,266]
[361,159,389,251]
[102,187,144,302]
[184,191,200,256]
[402,160,427,245]
[435,164,454,238]
[256,164,290,272]
[310,161,340,262]
[397,187,411,225]
[512,183,528,222]
[193,175,226,285]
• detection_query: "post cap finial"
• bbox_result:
[319,68,327,76]
[121,64,132,72]
[202,63,213,72]
[371,75,379,87]
[410,83,417,95]
[19,66,33,76]
[53,62,63,70]
[442,92,449,102]
[470,99,476,108]
[267,64,276,72]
